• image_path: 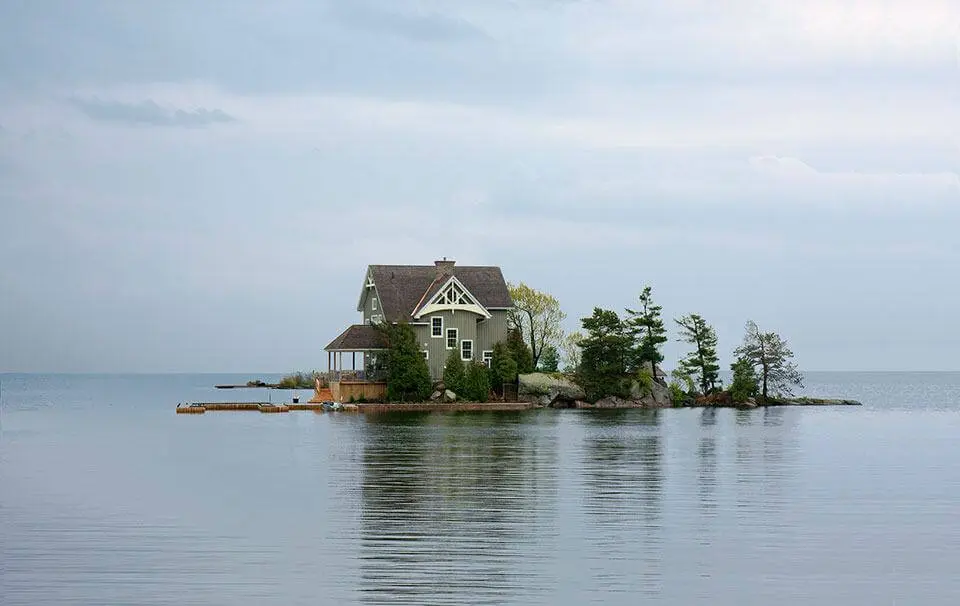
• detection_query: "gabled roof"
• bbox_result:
[364,263,512,322]
[324,324,388,352]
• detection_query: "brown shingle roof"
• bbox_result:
[368,264,512,322]
[324,324,388,351]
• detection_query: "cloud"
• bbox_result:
[329,1,489,42]
[68,98,236,127]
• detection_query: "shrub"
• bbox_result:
[489,341,517,394]
[377,322,432,402]
[729,356,759,403]
[443,351,466,396]
[463,361,492,402]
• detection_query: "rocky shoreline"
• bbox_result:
[518,372,861,410]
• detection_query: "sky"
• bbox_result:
[1,0,958,373]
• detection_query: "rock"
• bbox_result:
[518,373,587,406]
[627,378,673,408]
[430,390,443,401]
[443,389,457,403]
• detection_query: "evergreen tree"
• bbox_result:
[538,345,560,372]
[577,308,632,401]
[378,322,432,402]
[506,327,534,374]
[734,321,804,400]
[729,355,759,402]
[463,361,492,402]
[490,341,518,394]
[443,350,466,396]
[675,313,721,395]
[625,286,668,373]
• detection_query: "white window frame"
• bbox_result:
[372,297,378,311]
[446,328,458,350]
[461,339,473,361]
[482,350,493,368]
[431,316,444,338]
[421,349,429,360]
[368,314,382,324]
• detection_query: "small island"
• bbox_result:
[190,267,861,414]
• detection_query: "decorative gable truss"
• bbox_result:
[356,270,378,313]
[413,276,491,320]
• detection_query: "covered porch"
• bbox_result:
[323,324,388,403]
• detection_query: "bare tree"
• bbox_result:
[734,321,803,400]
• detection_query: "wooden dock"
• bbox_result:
[176,402,327,414]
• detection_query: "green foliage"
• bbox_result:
[625,286,668,372]
[734,321,804,400]
[443,350,466,395]
[508,282,566,369]
[577,307,632,401]
[561,330,585,373]
[490,341,518,392]
[669,381,688,406]
[377,322,433,402]
[463,361,492,402]
[675,313,721,395]
[506,327,535,374]
[729,356,759,402]
[538,345,560,372]
[277,371,320,389]
[671,368,696,394]
[636,367,654,397]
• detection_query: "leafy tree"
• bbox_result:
[675,313,721,395]
[377,322,432,402]
[508,282,566,369]
[506,327,534,375]
[443,350,466,396]
[733,321,804,400]
[561,330,585,373]
[489,341,518,393]
[577,308,632,401]
[625,286,668,373]
[463,361,492,402]
[729,355,759,403]
[538,345,560,372]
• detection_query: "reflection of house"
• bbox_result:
[324,259,513,382]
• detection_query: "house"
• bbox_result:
[324,259,513,385]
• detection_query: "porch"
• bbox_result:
[323,324,389,403]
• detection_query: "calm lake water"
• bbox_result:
[2,372,959,605]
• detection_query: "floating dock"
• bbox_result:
[176,402,347,414]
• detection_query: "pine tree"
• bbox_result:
[538,346,560,372]
[675,313,721,395]
[734,321,804,400]
[577,308,632,401]
[625,286,668,373]
[490,341,518,395]
[506,327,534,375]
[378,322,432,402]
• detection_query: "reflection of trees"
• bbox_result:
[357,410,558,604]
[581,410,663,597]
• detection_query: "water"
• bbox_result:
[2,373,959,605]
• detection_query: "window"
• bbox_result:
[446,328,458,349]
[372,297,378,311]
[431,316,443,338]
[421,350,429,360]
[461,340,473,361]
[482,350,493,368]
[369,314,382,324]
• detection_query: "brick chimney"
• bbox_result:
[435,257,456,276]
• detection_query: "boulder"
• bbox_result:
[430,390,443,401]
[628,379,673,408]
[443,389,458,403]
[518,373,587,406]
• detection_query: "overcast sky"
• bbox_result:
[1,1,958,373]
